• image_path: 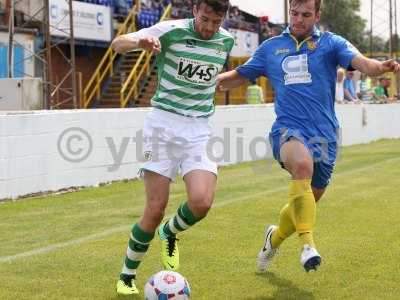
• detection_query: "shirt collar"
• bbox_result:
[283,25,321,38]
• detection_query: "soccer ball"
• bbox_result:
[144,270,191,300]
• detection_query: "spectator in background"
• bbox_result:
[226,6,240,29]
[246,80,264,104]
[171,0,181,18]
[269,26,283,37]
[260,23,284,42]
[114,0,129,17]
[141,0,152,9]
[171,0,193,19]
[382,77,391,98]
[358,73,372,102]
[228,6,244,24]
[225,5,259,32]
[335,68,345,103]
[260,23,270,42]
[343,70,360,103]
[373,77,388,103]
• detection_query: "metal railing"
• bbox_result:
[82,5,138,108]
[120,4,172,108]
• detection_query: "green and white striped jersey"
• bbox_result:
[128,19,234,117]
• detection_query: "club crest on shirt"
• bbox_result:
[186,39,197,48]
[307,40,317,51]
[144,151,152,161]
[215,45,225,56]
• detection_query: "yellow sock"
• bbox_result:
[271,204,296,249]
[299,232,315,248]
[288,179,316,248]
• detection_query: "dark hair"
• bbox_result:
[196,0,230,15]
[289,0,322,13]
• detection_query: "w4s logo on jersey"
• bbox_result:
[177,57,220,85]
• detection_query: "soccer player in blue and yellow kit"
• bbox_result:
[217,0,400,272]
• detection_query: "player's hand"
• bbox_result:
[138,37,161,53]
[216,75,228,92]
[381,59,400,73]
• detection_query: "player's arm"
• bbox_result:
[351,54,400,77]
[111,35,161,54]
[217,41,268,91]
[111,20,174,54]
[334,35,399,77]
[216,70,248,91]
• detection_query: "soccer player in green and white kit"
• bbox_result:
[111,0,233,295]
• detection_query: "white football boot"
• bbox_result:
[256,225,279,272]
[300,244,322,272]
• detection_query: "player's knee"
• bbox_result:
[188,193,214,218]
[146,199,166,223]
[291,159,313,178]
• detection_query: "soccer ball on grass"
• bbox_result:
[144,270,190,300]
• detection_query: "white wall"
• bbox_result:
[335,104,400,145]
[0,78,43,110]
[1,103,400,200]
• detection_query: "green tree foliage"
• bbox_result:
[385,34,400,53]
[370,35,387,53]
[320,0,368,52]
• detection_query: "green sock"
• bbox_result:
[161,202,201,239]
[121,223,154,277]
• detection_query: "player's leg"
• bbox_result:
[184,170,217,219]
[269,168,328,253]
[280,138,316,247]
[256,202,296,273]
[274,179,328,240]
[258,136,336,272]
[161,170,216,236]
[257,137,317,271]
[312,187,326,202]
[159,170,217,270]
[159,170,216,269]
[310,141,337,202]
[159,126,217,271]
[280,138,323,271]
[283,139,337,271]
[118,109,178,295]
[117,171,171,295]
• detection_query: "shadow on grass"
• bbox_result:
[245,272,315,300]
[112,294,141,300]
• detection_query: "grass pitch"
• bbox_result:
[1,139,400,299]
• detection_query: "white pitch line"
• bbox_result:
[0,226,130,263]
[1,156,399,263]
[0,186,286,264]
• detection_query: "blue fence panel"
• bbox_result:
[13,46,24,78]
[0,44,25,78]
[0,44,7,78]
